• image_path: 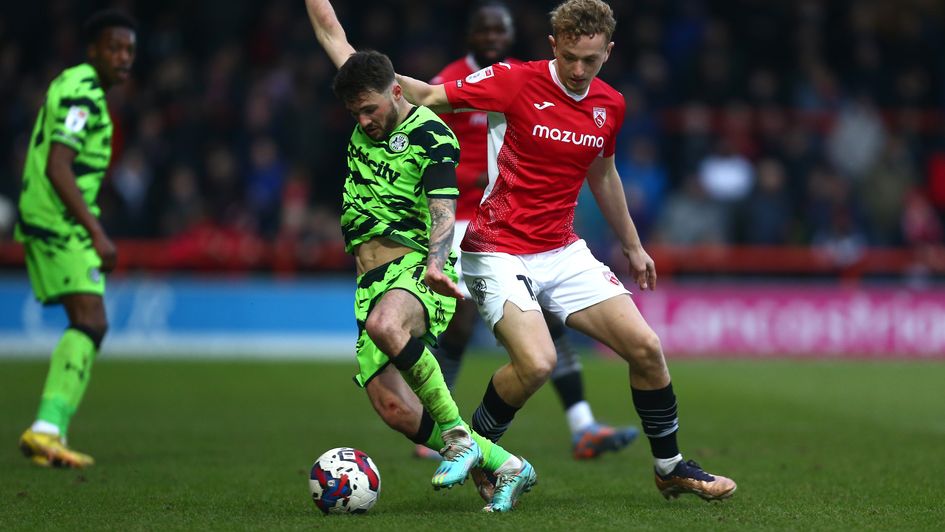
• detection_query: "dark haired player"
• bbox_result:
[304,0,537,511]
[16,9,137,468]
[416,0,638,463]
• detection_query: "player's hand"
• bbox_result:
[625,245,656,291]
[395,74,420,104]
[92,231,118,273]
[425,267,465,299]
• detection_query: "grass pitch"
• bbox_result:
[1,354,944,530]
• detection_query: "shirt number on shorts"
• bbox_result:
[516,275,537,301]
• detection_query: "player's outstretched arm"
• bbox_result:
[395,74,452,114]
[587,155,657,291]
[425,197,464,299]
[304,0,355,68]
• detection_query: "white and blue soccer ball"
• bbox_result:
[309,447,381,514]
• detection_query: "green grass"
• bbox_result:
[2,354,944,530]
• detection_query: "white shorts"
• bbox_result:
[452,220,471,298]
[461,239,631,330]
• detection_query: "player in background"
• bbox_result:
[16,10,137,469]
[304,0,536,512]
[415,0,638,462]
[397,0,737,501]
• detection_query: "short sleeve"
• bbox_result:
[443,62,527,114]
[421,163,458,198]
[408,117,460,198]
[408,118,460,168]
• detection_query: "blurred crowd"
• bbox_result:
[2,0,944,269]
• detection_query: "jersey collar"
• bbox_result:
[465,54,481,72]
[548,59,590,102]
[80,62,103,89]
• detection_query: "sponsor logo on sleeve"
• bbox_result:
[593,107,607,128]
[65,106,89,132]
[465,66,494,84]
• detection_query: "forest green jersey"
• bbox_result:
[16,63,112,237]
[341,105,460,254]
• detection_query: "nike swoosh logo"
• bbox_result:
[533,101,555,110]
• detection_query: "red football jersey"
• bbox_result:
[444,60,626,254]
[431,55,520,221]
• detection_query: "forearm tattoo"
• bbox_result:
[427,198,456,272]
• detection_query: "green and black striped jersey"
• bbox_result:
[17,63,112,236]
[341,105,460,254]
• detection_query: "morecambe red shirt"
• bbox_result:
[431,55,520,221]
[444,60,626,254]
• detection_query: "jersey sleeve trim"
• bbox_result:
[49,135,83,152]
[422,163,459,198]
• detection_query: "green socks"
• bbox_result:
[395,337,515,473]
[469,429,514,472]
[393,338,461,428]
[36,328,97,438]
[423,423,514,473]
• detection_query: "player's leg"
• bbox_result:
[362,286,480,488]
[413,224,477,459]
[364,287,460,426]
[364,364,428,438]
[566,295,736,500]
[18,236,104,468]
[355,252,486,489]
[544,311,639,459]
[364,364,534,506]
[413,297,478,460]
[463,251,557,443]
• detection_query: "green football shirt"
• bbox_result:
[341,105,460,254]
[17,63,112,236]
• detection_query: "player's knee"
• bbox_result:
[625,331,664,373]
[640,331,663,358]
[365,313,397,352]
[518,354,554,393]
[70,320,108,349]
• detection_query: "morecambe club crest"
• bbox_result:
[603,270,622,286]
[593,106,606,128]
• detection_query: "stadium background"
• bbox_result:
[1,2,944,529]
[1,0,944,356]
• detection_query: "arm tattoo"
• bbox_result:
[427,198,456,272]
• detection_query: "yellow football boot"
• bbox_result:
[19,429,94,469]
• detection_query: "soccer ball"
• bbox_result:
[309,447,381,514]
